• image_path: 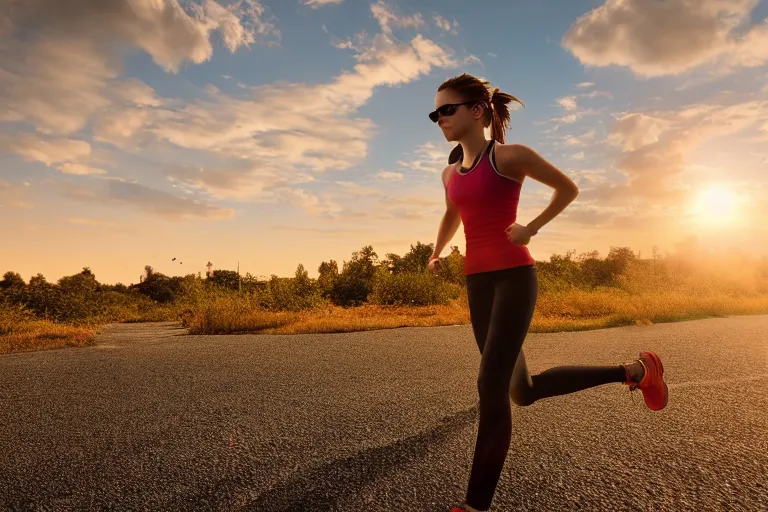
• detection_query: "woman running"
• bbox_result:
[426,73,669,512]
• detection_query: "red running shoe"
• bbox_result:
[624,351,669,411]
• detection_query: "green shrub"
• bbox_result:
[369,269,461,306]
[257,274,326,312]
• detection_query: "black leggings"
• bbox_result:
[463,265,626,511]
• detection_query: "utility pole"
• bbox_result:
[238,261,242,294]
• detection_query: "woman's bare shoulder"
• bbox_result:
[493,143,531,180]
[441,162,459,188]
[495,143,533,164]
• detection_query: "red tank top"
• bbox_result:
[447,141,536,275]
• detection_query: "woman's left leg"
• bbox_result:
[509,349,631,407]
[463,266,537,511]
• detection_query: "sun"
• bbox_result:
[687,186,743,227]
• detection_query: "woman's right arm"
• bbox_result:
[430,165,462,260]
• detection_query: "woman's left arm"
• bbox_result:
[496,143,579,236]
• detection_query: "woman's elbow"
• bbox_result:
[559,181,579,199]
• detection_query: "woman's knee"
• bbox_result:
[476,372,510,404]
[510,386,536,407]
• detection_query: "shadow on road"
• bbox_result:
[243,405,479,512]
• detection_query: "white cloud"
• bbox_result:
[563,129,597,147]
[0,134,91,166]
[334,181,382,196]
[371,1,425,35]
[552,113,582,125]
[557,95,579,110]
[376,171,404,181]
[110,79,163,108]
[302,0,345,7]
[544,87,612,132]
[577,82,595,88]
[330,32,367,52]
[562,0,768,76]
[141,32,457,176]
[729,19,768,68]
[199,0,278,53]
[608,113,671,151]
[164,162,282,201]
[433,14,459,34]
[3,0,277,73]
[0,0,277,136]
[57,163,107,176]
[568,168,609,188]
[582,90,613,100]
[0,38,117,134]
[274,187,344,216]
[62,180,236,220]
[462,54,483,66]
[571,151,585,161]
[129,29,459,204]
[327,187,443,222]
[0,0,464,219]
[93,108,154,149]
[582,99,768,205]
[397,141,453,173]
[556,90,611,114]
[375,194,442,220]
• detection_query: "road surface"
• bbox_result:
[1,315,766,511]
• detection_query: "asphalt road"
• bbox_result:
[1,315,766,512]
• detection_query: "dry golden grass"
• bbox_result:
[4,265,768,353]
[183,296,472,335]
[0,315,97,354]
[113,303,181,323]
[184,287,768,336]
[0,297,180,355]
[533,288,768,331]
[261,303,471,335]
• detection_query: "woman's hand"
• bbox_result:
[505,223,535,246]
[427,256,442,273]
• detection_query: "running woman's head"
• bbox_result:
[431,73,524,163]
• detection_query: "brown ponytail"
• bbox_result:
[438,73,524,164]
[488,87,524,144]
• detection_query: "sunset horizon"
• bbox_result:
[3,0,767,286]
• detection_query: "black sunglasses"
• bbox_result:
[428,101,480,123]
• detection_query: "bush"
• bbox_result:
[0,300,34,335]
[369,269,461,306]
[330,273,372,307]
[6,281,104,323]
[257,274,326,312]
[328,245,378,307]
[181,292,299,334]
[133,270,185,303]
[536,251,580,291]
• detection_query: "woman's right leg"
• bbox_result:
[466,271,495,354]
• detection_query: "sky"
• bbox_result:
[1,0,767,285]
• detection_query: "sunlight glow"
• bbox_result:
[688,186,744,227]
